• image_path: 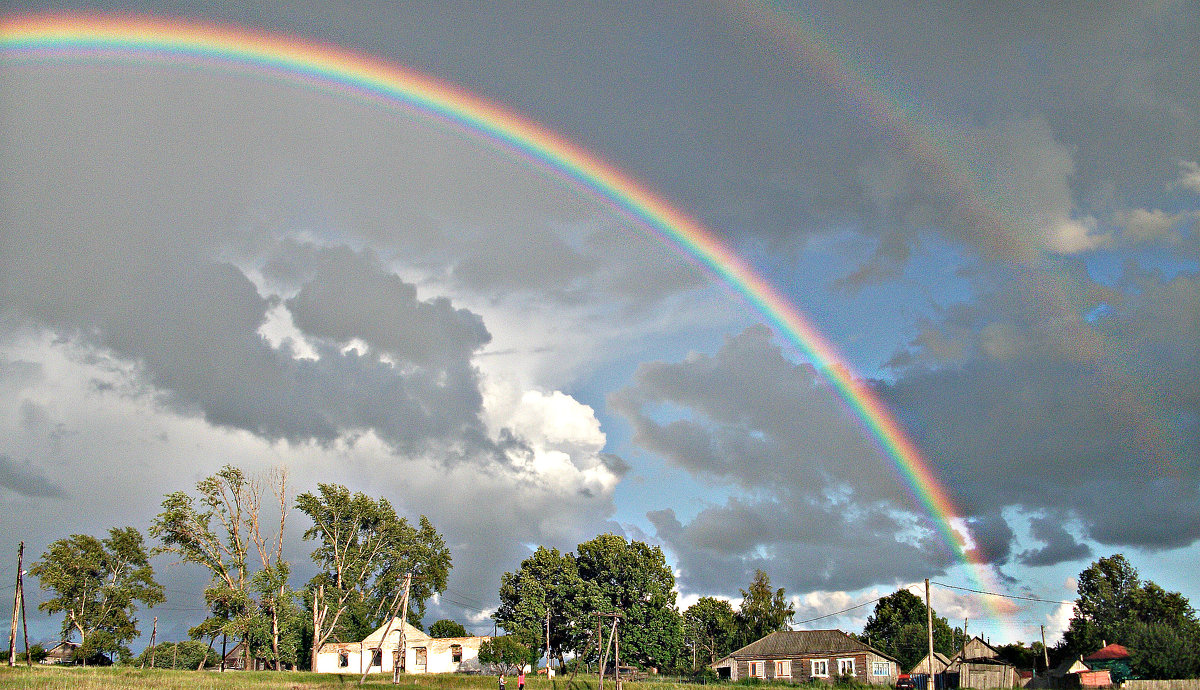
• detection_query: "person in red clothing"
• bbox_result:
[518,669,526,690]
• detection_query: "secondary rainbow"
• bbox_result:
[4,13,982,604]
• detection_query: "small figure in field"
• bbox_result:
[500,674,506,690]
[519,669,526,690]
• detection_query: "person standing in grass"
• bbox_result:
[500,674,506,690]
[519,669,526,690]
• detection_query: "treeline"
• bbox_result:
[28,465,451,669]
[492,539,795,675]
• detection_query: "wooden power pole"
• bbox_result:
[1040,625,1049,671]
[390,571,413,685]
[8,542,24,667]
[926,579,935,685]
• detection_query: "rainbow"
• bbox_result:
[3,13,1000,624]
[725,0,1028,627]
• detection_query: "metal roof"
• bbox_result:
[724,630,899,663]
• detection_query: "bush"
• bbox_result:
[134,640,217,669]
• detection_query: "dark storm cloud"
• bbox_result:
[614,326,961,593]
[649,499,951,595]
[881,266,1200,551]
[610,324,887,495]
[286,246,490,368]
[0,454,64,498]
[1019,515,1093,567]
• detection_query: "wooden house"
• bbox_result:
[713,629,899,685]
[910,651,953,675]
[946,636,1018,689]
[221,640,272,670]
[41,641,79,665]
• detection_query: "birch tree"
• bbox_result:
[151,465,295,669]
[30,527,163,664]
[297,483,451,670]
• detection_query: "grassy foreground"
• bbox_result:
[0,666,707,690]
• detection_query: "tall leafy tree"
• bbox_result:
[495,546,598,667]
[151,465,294,670]
[296,482,451,670]
[734,570,794,648]
[1063,554,1199,659]
[1124,620,1200,680]
[684,596,737,665]
[430,619,469,638]
[479,635,539,675]
[575,534,683,669]
[861,588,955,673]
[30,527,164,664]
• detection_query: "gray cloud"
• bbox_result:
[1019,515,1093,567]
[0,454,64,498]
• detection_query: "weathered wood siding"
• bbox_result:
[734,651,896,685]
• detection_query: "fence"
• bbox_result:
[1123,681,1200,690]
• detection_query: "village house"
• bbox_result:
[315,618,489,675]
[945,636,1018,689]
[41,641,79,665]
[713,629,900,685]
[221,640,276,671]
[910,651,953,675]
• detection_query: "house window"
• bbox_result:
[749,661,766,678]
[873,662,890,676]
[838,658,855,676]
[371,648,382,668]
[415,647,428,667]
[812,660,829,677]
[451,645,463,663]
[338,653,349,668]
[775,660,791,677]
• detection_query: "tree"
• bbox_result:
[734,570,794,648]
[430,619,468,638]
[575,534,684,669]
[29,527,163,664]
[495,546,598,668]
[684,597,737,666]
[135,640,218,669]
[479,635,539,675]
[150,465,295,670]
[1125,620,1200,680]
[297,483,451,670]
[1063,554,1199,659]
[861,589,955,673]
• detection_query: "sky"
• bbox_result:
[1,0,1198,652]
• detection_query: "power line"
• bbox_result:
[931,581,1074,606]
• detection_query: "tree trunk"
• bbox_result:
[311,590,321,672]
[272,603,280,671]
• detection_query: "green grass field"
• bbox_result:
[0,666,712,690]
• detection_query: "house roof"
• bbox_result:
[909,651,953,674]
[723,630,899,663]
[1084,644,1130,661]
[951,636,1003,662]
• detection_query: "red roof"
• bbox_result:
[1085,644,1130,660]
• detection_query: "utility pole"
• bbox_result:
[963,618,968,651]
[597,613,621,690]
[8,542,24,667]
[19,558,28,669]
[926,579,935,686]
[389,571,413,685]
[545,607,551,679]
[1040,625,1049,672]
[145,616,157,668]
